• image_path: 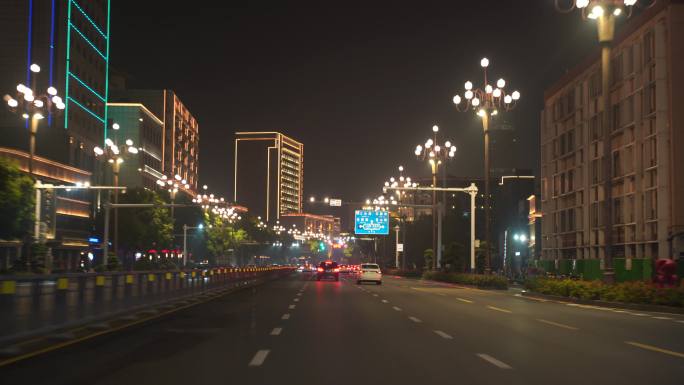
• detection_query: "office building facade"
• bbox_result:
[234,132,304,222]
[540,1,684,262]
[109,89,199,193]
[107,103,164,189]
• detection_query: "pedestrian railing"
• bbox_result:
[0,267,292,345]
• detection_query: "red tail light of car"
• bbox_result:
[317,267,324,272]
[333,268,340,273]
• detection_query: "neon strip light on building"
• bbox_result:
[71,0,107,38]
[67,97,105,123]
[69,72,106,101]
[25,0,33,129]
[48,0,56,125]
[69,23,107,59]
[104,0,112,144]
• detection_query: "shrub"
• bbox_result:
[385,269,423,278]
[525,278,684,307]
[422,271,508,289]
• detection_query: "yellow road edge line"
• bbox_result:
[487,305,512,314]
[456,298,473,303]
[0,286,249,368]
[625,341,684,359]
[536,318,578,330]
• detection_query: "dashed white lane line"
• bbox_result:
[536,318,578,331]
[393,306,402,311]
[487,305,512,314]
[625,341,684,359]
[248,350,270,367]
[477,353,512,369]
[289,304,296,309]
[293,298,300,302]
[373,294,379,297]
[652,316,673,320]
[281,314,291,320]
[434,330,453,339]
[677,320,684,324]
[381,299,389,303]
[296,293,302,296]
[457,298,473,304]
[408,316,422,323]
[630,313,648,316]
[270,327,282,336]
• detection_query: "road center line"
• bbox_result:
[289,304,296,309]
[477,353,512,369]
[408,316,422,323]
[536,318,578,330]
[434,330,453,339]
[281,314,290,320]
[270,327,282,336]
[487,305,512,314]
[457,298,473,303]
[625,341,684,359]
[248,350,270,367]
[393,306,402,311]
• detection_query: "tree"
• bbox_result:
[0,158,34,240]
[205,212,247,265]
[118,188,173,256]
[423,248,434,270]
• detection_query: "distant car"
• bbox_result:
[316,261,340,281]
[357,263,382,285]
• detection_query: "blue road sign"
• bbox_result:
[354,210,390,235]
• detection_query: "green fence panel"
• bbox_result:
[615,258,653,282]
[558,259,572,275]
[581,259,602,280]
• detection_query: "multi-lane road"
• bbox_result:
[2,272,683,384]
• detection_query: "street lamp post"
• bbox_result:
[554,0,646,280]
[94,126,138,260]
[394,224,401,269]
[183,224,203,267]
[452,57,520,273]
[415,125,456,269]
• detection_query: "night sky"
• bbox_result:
[110,1,606,202]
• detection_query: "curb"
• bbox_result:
[521,291,684,315]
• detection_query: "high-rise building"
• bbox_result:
[234,132,304,222]
[109,89,199,193]
[107,103,164,189]
[0,0,112,172]
[540,1,684,262]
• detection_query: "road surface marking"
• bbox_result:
[270,328,282,336]
[437,293,446,296]
[281,314,290,320]
[477,353,512,369]
[676,320,684,324]
[520,295,548,302]
[373,294,379,297]
[434,330,453,339]
[612,310,627,313]
[248,350,270,367]
[487,306,512,314]
[289,304,296,309]
[393,306,402,311]
[408,316,422,323]
[457,297,473,303]
[381,299,389,303]
[297,293,302,296]
[630,313,648,316]
[625,341,684,359]
[536,319,578,331]
[652,316,673,320]
[293,298,300,302]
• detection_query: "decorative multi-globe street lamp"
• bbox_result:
[94,123,138,257]
[414,125,456,269]
[3,63,65,179]
[452,57,520,273]
[555,0,650,280]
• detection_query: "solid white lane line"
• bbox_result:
[293,298,300,302]
[270,327,282,336]
[487,305,512,314]
[289,304,296,309]
[536,318,578,331]
[457,298,473,304]
[408,316,422,323]
[393,306,402,311]
[248,350,270,367]
[381,299,389,303]
[434,330,453,339]
[282,314,290,320]
[652,316,673,320]
[477,353,512,369]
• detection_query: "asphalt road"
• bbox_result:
[2,272,684,384]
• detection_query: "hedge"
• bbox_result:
[525,278,684,307]
[385,269,423,278]
[422,271,508,290]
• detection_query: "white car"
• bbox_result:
[357,263,382,285]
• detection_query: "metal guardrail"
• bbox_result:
[0,267,293,346]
